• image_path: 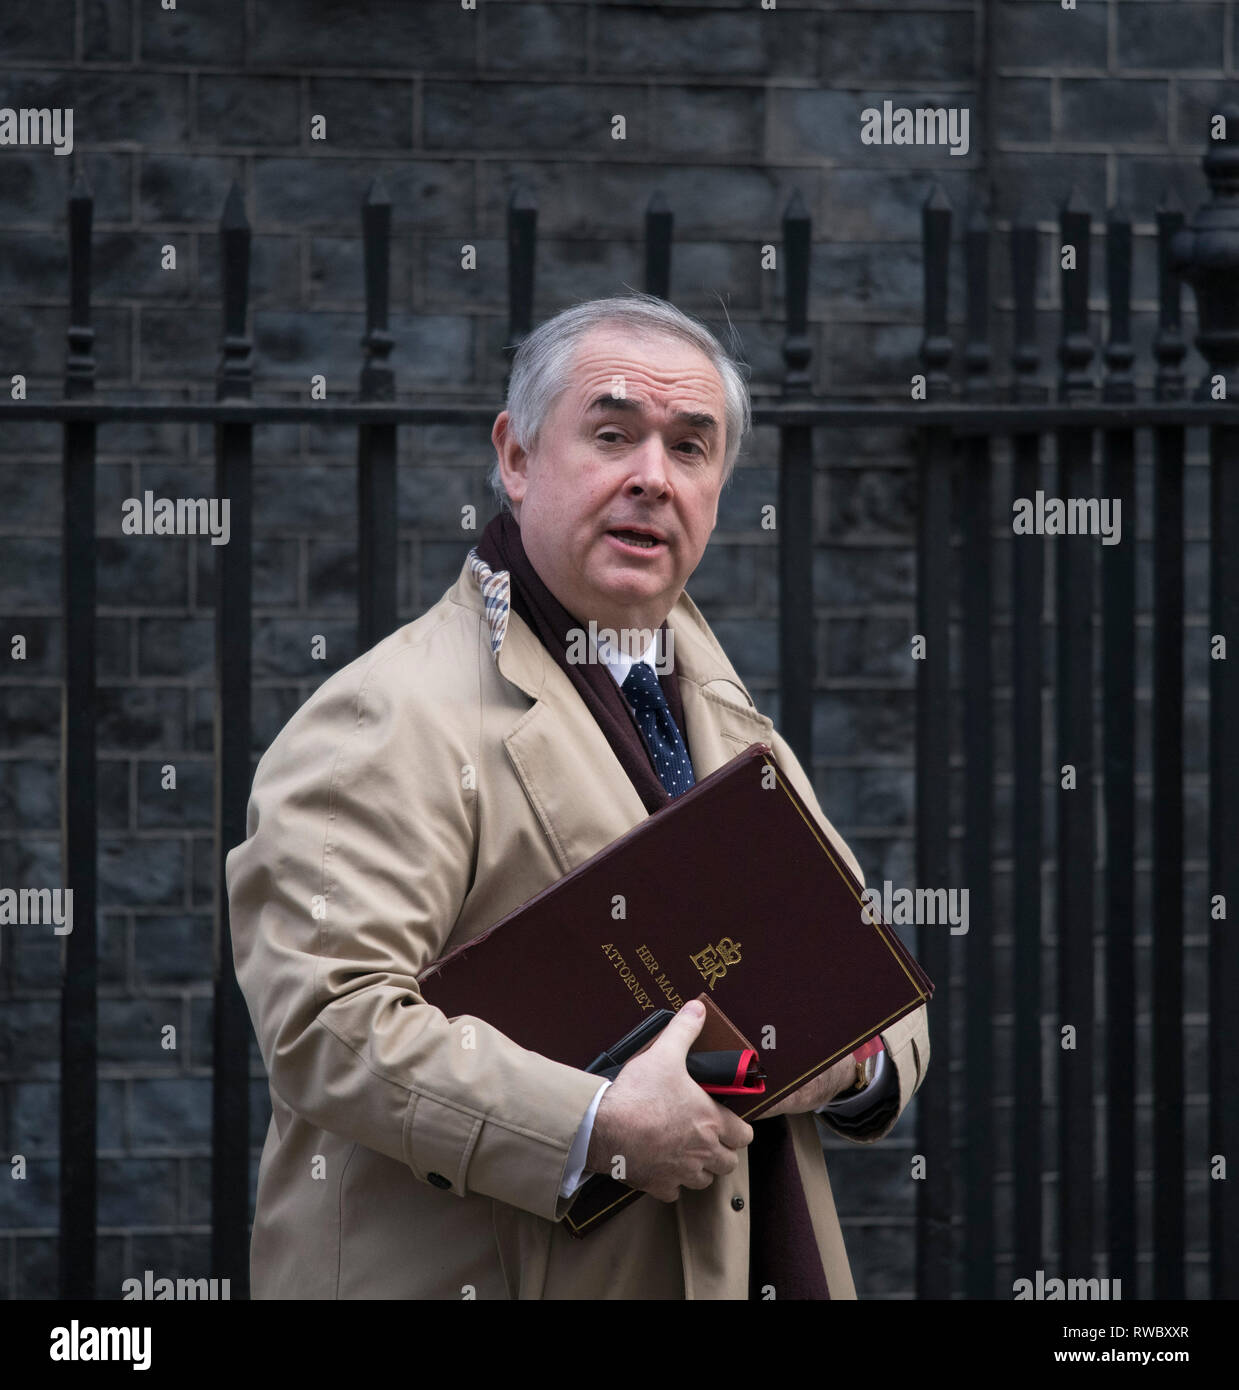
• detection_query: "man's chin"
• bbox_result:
[586,568,675,614]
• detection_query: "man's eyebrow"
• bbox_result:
[585,394,720,432]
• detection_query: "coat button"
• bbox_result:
[427,1172,452,1189]
[731,1195,745,1211]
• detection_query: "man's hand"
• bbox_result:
[757,1055,858,1119]
[585,1000,754,1202]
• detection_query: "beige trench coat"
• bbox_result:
[226,552,931,1299]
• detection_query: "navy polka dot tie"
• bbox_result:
[621,661,696,798]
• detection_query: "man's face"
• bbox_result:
[492,324,729,634]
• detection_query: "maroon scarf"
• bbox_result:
[474,512,831,1300]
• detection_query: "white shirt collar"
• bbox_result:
[596,630,660,688]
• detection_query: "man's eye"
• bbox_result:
[677,440,705,456]
[597,430,625,444]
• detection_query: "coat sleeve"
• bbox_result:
[225,632,604,1224]
[762,725,931,1145]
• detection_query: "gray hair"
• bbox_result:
[488,293,751,514]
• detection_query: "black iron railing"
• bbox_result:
[2,107,1237,1301]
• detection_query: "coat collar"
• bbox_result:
[464,545,759,698]
[453,547,775,873]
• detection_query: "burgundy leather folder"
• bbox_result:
[417,741,933,1234]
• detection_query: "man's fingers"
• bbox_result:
[651,999,707,1055]
[718,1113,754,1149]
[706,1147,740,1177]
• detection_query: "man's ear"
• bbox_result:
[492,410,530,508]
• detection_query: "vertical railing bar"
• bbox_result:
[59,171,98,1301]
[1102,199,1140,1295]
[961,198,996,1297]
[916,183,954,1298]
[1171,103,1239,1300]
[644,192,673,302]
[505,185,537,393]
[1055,188,1097,1280]
[211,179,253,1296]
[1205,436,1239,1298]
[1205,431,1239,1300]
[1150,194,1186,1300]
[778,189,812,767]
[358,178,397,649]
[1009,209,1047,1282]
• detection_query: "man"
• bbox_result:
[226,293,930,1300]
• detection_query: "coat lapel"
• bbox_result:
[455,555,777,877]
[503,678,650,877]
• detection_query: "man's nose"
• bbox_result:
[625,436,671,493]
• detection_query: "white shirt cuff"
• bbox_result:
[559,1080,612,1197]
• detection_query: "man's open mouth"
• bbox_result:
[608,529,662,549]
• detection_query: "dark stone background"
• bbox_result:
[0,0,1224,1299]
